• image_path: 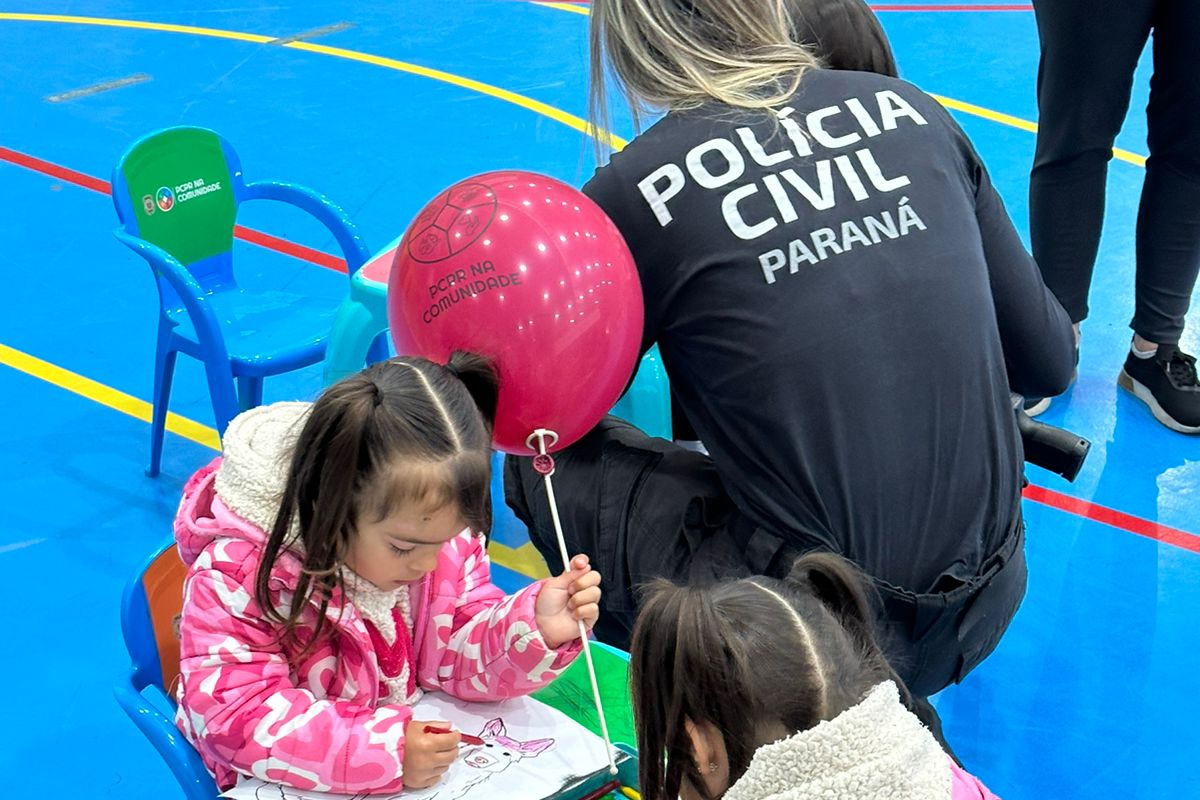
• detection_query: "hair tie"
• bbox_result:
[368,382,384,408]
[445,362,460,379]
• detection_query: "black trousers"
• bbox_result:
[1029,0,1200,345]
[504,416,1027,702]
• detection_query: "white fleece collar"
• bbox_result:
[213,401,312,540]
[341,569,422,706]
[341,570,413,645]
[722,682,951,800]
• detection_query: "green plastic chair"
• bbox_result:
[112,126,377,475]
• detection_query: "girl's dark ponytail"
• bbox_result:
[784,552,914,709]
[784,551,879,646]
[255,379,379,653]
[445,350,499,429]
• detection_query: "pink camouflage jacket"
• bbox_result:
[174,406,581,794]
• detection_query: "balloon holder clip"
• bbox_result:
[526,429,559,475]
[524,428,560,452]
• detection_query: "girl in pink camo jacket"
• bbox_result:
[174,353,602,795]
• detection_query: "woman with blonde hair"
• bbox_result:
[507,0,1073,747]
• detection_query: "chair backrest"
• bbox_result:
[112,126,244,289]
[610,345,673,440]
[116,543,219,799]
[121,542,188,694]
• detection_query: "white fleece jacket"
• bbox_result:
[723,682,953,800]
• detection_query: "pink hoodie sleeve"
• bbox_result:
[418,533,581,700]
[178,555,412,794]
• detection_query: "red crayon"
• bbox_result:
[424,725,484,746]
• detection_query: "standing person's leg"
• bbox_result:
[504,416,765,649]
[1119,0,1200,433]
[1029,0,1155,322]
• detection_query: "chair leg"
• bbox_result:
[237,376,264,412]
[205,361,241,440]
[366,332,391,366]
[324,295,388,387]
[147,330,178,478]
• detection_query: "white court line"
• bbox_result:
[0,538,48,554]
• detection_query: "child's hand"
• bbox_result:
[403,721,460,789]
[535,554,602,648]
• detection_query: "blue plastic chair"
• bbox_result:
[324,235,399,385]
[609,345,672,440]
[112,545,629,800]
[111,125,380,476]
[115,542,218,800]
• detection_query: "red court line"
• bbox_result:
[4,144,1198,553]
[232,226,346,272]
[0,145,347,273]
[1,145,111,193]
[869,4,1031,10]
[1023,485,1200,554]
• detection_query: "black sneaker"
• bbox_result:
[1118,346,1200,434]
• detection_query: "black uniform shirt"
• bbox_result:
[584,69,1074,592]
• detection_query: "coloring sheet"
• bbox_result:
[221,693,617,800]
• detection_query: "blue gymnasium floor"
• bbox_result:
[0,2,1197,797]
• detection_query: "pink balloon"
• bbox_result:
[388,171,644,455]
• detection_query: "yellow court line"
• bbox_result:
[0,340,547,578]
[0,12,627,152]
[534,2,590,15]
[931,94,1147,168]
[524,5,1148,167]
[0,342,221,450]
[928,93,1039,134]
[0,12,272,42]
[2,11,1145,165]
[289,40,626,150]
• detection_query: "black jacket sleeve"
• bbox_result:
[916,89,1075,397]
[971,156,1076,398]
